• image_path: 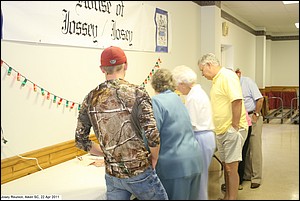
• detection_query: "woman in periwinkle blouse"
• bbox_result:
[150,68,203,200]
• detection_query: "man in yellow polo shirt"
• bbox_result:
[198,53,248,200]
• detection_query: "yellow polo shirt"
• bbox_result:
[210,68,248,135]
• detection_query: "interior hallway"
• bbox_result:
[208,119,299,200]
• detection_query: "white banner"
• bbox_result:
[1,1,171,52]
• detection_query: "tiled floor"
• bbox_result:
[208,119,299,200]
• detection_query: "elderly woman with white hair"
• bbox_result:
[172,65,216,200]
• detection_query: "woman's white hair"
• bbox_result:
[172,65,197,85]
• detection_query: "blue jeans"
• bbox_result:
[105,167,169,200]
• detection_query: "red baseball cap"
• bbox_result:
[100,46,127,67]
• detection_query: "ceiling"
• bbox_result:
[221,1,299,36]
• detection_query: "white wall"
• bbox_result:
[1,1,202,158]
[265,40,272,87]
[1,1,299,159]
[220,19,299,88]
[270,40,299,86]
[221,20,257,79]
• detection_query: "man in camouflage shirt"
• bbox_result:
[75,46,168,200]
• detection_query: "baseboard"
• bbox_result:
[1,134,97,184]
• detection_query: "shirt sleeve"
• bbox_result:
[75,94,93,152]
[227,74,244,102]
[138,88,160,148]
[151,97,163,131]
[248,78,263,101]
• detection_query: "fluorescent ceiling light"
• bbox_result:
[282,1,299,4]
[296,22,299,28]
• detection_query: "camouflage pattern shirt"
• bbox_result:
[75,78,160,178]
